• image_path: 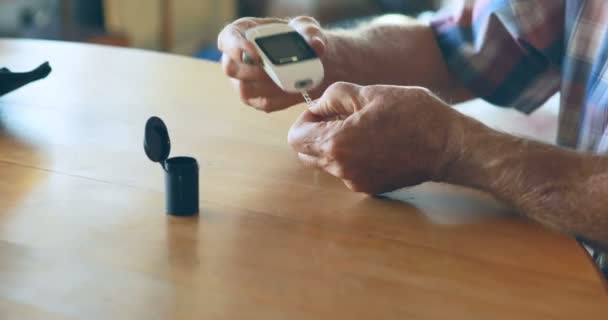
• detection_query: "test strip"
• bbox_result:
[300,90,314,108]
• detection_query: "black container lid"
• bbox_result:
[144,116,171,163]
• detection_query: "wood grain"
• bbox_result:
[0,39,606,319]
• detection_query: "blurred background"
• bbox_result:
[0,0,443,61]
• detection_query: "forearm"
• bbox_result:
[320,17,473,103]
[443,118,608,248]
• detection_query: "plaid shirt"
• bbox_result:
[431,0,608,277]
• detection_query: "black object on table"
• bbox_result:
[0,62,52,97]
[144,116,199,216]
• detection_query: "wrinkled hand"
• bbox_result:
[288,82,468,194]
[218,16,327,112]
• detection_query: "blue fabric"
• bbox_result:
[195,46,222,62]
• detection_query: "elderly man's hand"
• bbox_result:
[288,82,470,194]
[218,16,328,112]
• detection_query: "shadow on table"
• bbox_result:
[165,214,201,316]
[165,214,201,268]
[381,182,515,225]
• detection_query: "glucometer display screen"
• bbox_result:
[255,32,317,65]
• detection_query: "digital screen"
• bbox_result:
[255,32,317,65]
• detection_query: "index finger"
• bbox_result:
[217,17,286,64]
[217,24,259,64]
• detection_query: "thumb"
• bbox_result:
[309,82,363,119]
[288,16,326,57]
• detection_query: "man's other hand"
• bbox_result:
[218,16,327,112]
[288,82,468,194]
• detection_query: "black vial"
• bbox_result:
[164,156,199,216]
[144,116,199,216]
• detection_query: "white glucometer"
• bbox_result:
[245,23,324,95]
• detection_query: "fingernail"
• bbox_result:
[242,52,254,65]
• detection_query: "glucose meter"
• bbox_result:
[245,23,325,98]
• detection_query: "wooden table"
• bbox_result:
[0,39,606,320]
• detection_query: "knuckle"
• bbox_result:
[358,85,384,106]
[218,25,241,50]
[232,17,254,28]
[323,134,349,162]
[302,25,321,36]
[217,24,234,47]
[326,81,355,96]
[292,16,319,26]
[417,86,432,95]
[409,86,433,98]
[222,57,239,78]
[322,138,340,159]
[250,97,273,112]
[359,84,378,97]
[419,86,433,95]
